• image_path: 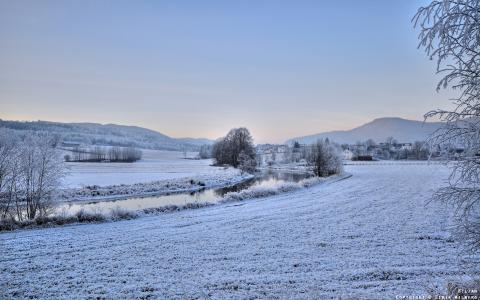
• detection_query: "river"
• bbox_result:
[56,170,312,215]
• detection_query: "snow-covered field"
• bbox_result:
[60,168,252,203]
[0,164,469,299]
[60,150,253,202]
[63,150,226,188]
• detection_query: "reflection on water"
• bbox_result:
[56,170,311,215]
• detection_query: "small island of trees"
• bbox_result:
[64,146,142,163]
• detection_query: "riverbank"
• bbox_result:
[59,168,254,203]
[1,171,348,232]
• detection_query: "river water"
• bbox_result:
[56,170,311,215]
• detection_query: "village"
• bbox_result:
[255,139,464,166]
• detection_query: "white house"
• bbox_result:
[343,149,354,160]
[256,144,289,166]
[400,143,413,151]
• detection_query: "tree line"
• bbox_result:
[211,128,343,177]
[64,146,142,163]
[342,138,431,160]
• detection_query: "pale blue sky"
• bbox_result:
[0,0,451,143]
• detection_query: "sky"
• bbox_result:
[0,0,453,143]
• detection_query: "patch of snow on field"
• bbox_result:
[0,164,472,299]
[62,150,224,188]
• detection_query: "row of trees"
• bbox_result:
[0,130,64,221]
[287,140,343,176]
[343,139,431,160]
[65,146,142,163]
[211,128,342,177]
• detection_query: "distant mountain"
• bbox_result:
[287,117,443,145]
[0,120,212,151]
[177,137,215,146]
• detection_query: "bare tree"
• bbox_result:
[238,150,257,173]
[20,135,65,220]
[90,146,106,161]
[198,144,213,159]
[307,139,343,177]
[0,132,65,221]
[0,129,19,219]
[365,139,376,151]
[410,141,429,160]
[108,146,120,161]
[123,146,142,162]
[212,128,256,170]
[414,0,480,253]
[385,137,397,147]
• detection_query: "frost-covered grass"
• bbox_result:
[60,174,240,202]
[0,164,474,299]
[1,173,334,231]
[0,207,139,231]
[220,174,348,203]
[142,202,214,214]
[109,207,138,221]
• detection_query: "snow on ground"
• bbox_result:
[258,163,312,174]
[0,164,470,299]
[60,167,252,203]
[60,150,253,202]
[63,150,225,188]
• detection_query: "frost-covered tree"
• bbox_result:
[90,146,106,161]
[385,137,397,147]
[0,129,19,219]
[212,128,256,170]
[0,131,65,221]
[238,150,257,173]
[307,139,343,177]
[410,141,429,160]
[121,147,142,162]
[198,144,213,159]
[414,0,480,252]
[20,134,65,220]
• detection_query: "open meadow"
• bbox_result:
[63,150,226,188]
[0,163,470,299]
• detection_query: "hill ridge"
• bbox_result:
[287,117,442,145]
[0,119,214,151]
